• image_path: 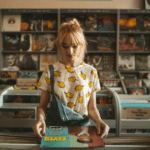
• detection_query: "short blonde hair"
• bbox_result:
[55,18,87,60]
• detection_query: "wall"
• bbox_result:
[0,0,144,9]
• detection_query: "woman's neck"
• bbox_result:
[60,59,82,67]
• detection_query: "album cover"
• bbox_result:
[103,54,115,71]
[96,95,112,105]
[108,87,124,94]
[2,15,21,31]
[86,36,98,51]
[30,14,42,31]
[0,79,16,85]
[97,14,116,31]
[43,34,57,51]
[40,126,105,148]
[84,14,97,31]
[0,108,36,119]
[85,55,103,71]
[123,79,142,87]
[17,78,38,86]
[144,16,150,31]
[138,71,150,79]
[18,71,38,78]
[40,54,58,71]
[19,54,38,70]
[147,87,150,95]
[97,34,115,51]
[0,71,17,79]
[20,34,32,51]
[98,71,119,80]
[3,54,19,71]
[135,55,150,71]
[135,35,145,52]
[97,106,114,119]
[119,15,144,31]
[143,79,150,87]
[20,14,33,31]
[100,79,120,87]
[144,35,150,51]
[118,54,135,71]
[126,87,147,95]
[3,34,21,51]
[43,14,57,31]
[31,34,45,51]
[3,95,40,103]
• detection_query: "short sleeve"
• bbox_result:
[37,67,51,92]
[92,69,101,92]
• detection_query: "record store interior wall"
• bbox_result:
[0,0,144,9]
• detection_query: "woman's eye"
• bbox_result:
[73,45,77,48]
[62,45,68,49]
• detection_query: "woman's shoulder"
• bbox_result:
[83,63,97,71]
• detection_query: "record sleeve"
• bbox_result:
[43,34,57,51]
[40,126,105,148]
[103,54,115,71]
[20,34,32,51]
[85,55,103,71]
[30,14,42,31]
[31,34,45,51]
[100,79,120,87]
[97,14,116,31]
[123,79,142,87]
[0,71,17,79]
[40,54,58,71]
[138,71,150,79]
[135,55,150,71]
[98,71,119,80]
[97,34,115,51]
[86,36,98,51]
[118,54,135,71]
[96,95,112,105]
[19,54,38,70]
[2,15,21,31]
[43,14,57,31]
[3,54,19,71]
[20,14,32,31]
[143,79,150,87]
[144,35,150,51]
[126,87,147,95]
[144,15,150,31]
[84,14,97,31]
[3,34,21,51]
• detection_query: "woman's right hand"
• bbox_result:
[32,119,46,138]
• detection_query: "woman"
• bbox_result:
[33,19,110,138]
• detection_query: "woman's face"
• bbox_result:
[7,55,16,66]
[61,34,82,62]
[45,34,56,51]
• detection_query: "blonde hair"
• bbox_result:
[55,18,87,60]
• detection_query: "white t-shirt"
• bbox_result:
[37,61,100,116]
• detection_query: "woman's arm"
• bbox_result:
[88,91,110,138]
[32,90,50,138]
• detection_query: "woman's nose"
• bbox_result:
[68,47,74,55]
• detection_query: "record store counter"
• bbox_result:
[0,134,150,150]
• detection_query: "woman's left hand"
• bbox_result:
[96,120,110,138]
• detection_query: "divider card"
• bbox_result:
[40,126,105,148]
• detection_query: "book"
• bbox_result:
[97,34,115,51]
[3,34,20,51]
[2,15,21,31]
[43,14,57,31]
[135,55,150,71]
[119,54,135,71]
[97,14,116,31]
[18,71,38,78]
[103,54,115,71]
[98,71,119,80]
[17,78,37,86]
[3,95,40,103]
[19,54,38,70]
[3,54,19,71]
[84,14,97,31]
[123,79,142,87]
[86,36,98,51]
[31,34,45,51]
[40,126,105,148]
[43,34,57,51]
[40,54,58,71]
[85,55,103,71]
[20,34,32,51]
[126,87,147,95]
[0,71,17,79]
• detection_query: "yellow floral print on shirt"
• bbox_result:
[65,65,75,73]
[37,81,42,86]
[68,77,77,82]
[86,92,90,98]
[65,92,74,98]
[67,102,75,108]
[80,71,86,80]
[94,74,98,78]
[78,96,83,103]
[75,85,84,91]
[58,81,65,88]
[91,70,96,75]
[54,71,61,77]
[45,78,51,85]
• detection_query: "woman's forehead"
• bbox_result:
[62,34,78,45]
